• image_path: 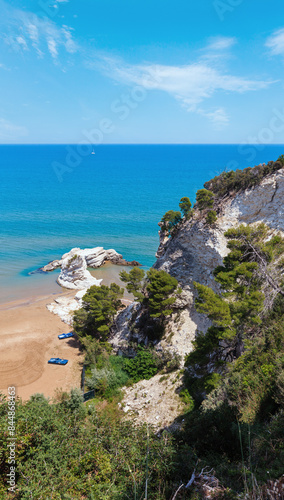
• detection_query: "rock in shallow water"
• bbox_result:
[57,253,102,290]
[41,246,140,290]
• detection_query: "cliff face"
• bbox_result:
[111,168,284,361]
[152,169,284,353]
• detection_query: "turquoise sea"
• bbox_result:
[0,144,283,303]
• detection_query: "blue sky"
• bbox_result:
[0,0,284,144]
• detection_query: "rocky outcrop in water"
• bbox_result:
[41,246,140,290]
[57,253,102,290]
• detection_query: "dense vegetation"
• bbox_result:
[186,223,284,413]
[120,267,181,339]
[204,156,283,198]
[74,269,181,398]
[195,188,214,210]
[180,222,284,495]
[0,390,194,499]
[73,283,124,341]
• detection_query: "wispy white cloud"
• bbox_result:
[0,118,28,139]
[266,28,284,56]
[47,38,58,59]
[1,2,78,63]
[205,36,237,51]
[16,36,28,50]
[62,26,77,53]
[98,54,273,128]
[198,107,229,129]
[0,62,10,70]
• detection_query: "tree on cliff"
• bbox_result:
[120,267,180,325]
[73,283,124,341]
[185,223,284,422]
[196,189,214,210]
[119,267,145,301]
[206,210,217,225]
[146,268,179,319]
[160,210,182,236]
[179,197,193,219]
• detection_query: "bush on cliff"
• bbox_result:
[119,266,145,301]
[120,267,180,321]
[146,268,179,319]
[206,209,217,225]
[204,157,283,197]
[124,345,159,382]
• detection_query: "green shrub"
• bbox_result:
[179,196,193,219]
[86,354,130,397]
[124,346,158,383]
[204,158,283,197]
[160,210,182,235]
[277,154,284,166]
[179,389,195,412]
[206,209,217,225]
[196,189,214,209]
[146,268,179,319]
[119,266,145,301]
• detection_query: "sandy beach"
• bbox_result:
[0,264,134,401]
[0,291,84,401]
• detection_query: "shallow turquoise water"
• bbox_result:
[0,144,283,303]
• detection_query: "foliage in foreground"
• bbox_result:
[1,392,192,499]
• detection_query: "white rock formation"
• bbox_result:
[57,253,102,290]
[42,246,130,290]
[47,289,87,325]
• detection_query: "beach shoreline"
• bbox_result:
[0,263,134,401]
[0,289,83,401]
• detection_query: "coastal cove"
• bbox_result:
[0,263,133,400]
[1,144,284,304]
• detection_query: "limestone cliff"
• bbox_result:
[112,168,284,360]
[114,167,284,428]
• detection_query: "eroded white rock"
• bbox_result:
[57,253,102,290]
[42,246,139,290]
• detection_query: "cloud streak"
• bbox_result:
[0,118,28,139]
[98,48,273,128]
[266,28,284,56]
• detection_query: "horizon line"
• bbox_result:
[0,143,284,146]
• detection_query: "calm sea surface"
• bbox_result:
[0,144,283,303]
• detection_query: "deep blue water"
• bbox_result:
[0,144,283,302]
